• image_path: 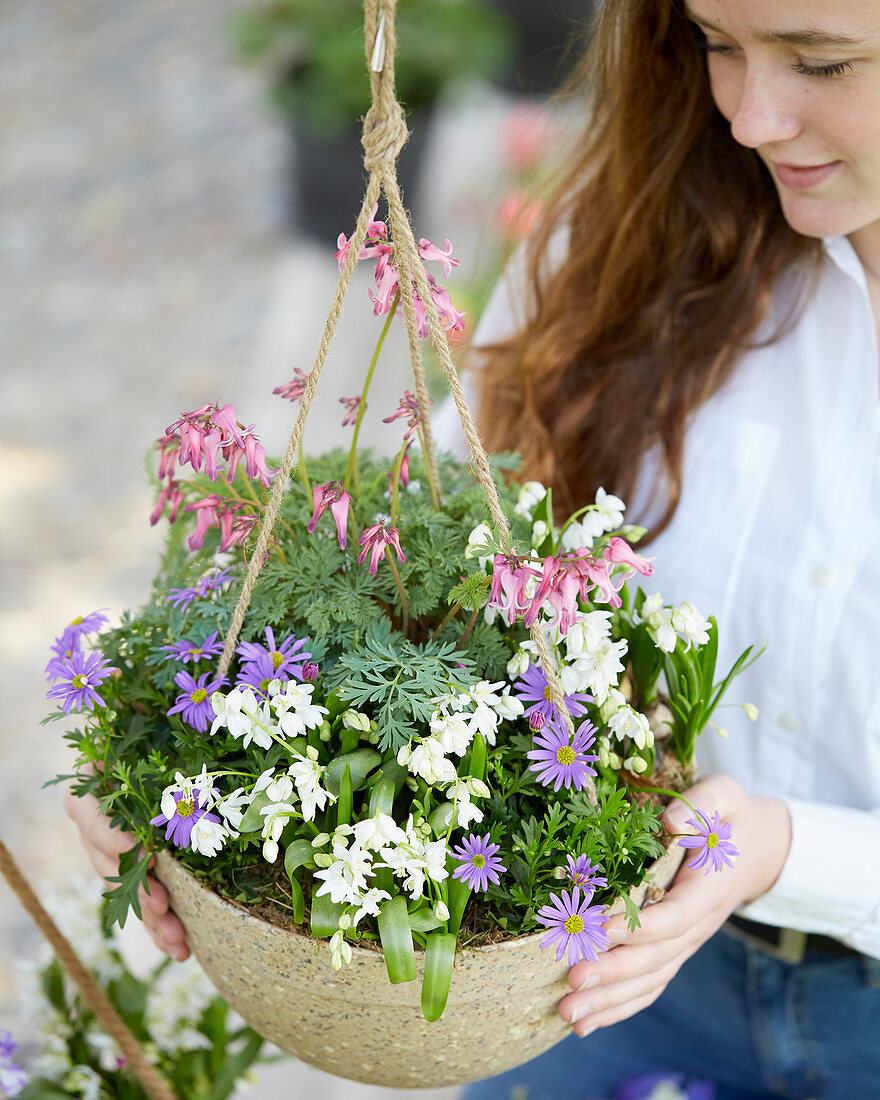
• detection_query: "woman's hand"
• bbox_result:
[63,779,191,962]
[559,773,791,1036]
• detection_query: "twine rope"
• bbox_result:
[0,838,176,1100]
[216,0,595,804]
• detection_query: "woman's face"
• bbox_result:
[685,0,880,248]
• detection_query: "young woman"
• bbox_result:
[452,1,880,1097]
[67,1,880,1096]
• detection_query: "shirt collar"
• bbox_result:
[822,235,870,294]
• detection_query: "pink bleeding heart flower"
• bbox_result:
[488,554,537,625]
[339,395,361,427]
[307,482,351,550]
[356,520,406,575]
[603,536,655,580]
[274,369,310,403]
[150,479,185,526]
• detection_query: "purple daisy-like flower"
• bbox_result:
[150,788,220,848]
[236,627,311,683]
[160,630,223,664]
[615,1073,716,1100]
[527,719,599,792]
[564,854,608,891]
[0,1029,28,1097]
[450,833,506,892]
[167,670,226,732]
[45,651,117,715]
[536,886,611,966]
[513,663,591,729]
[166,569,231,611]
[678,810,739,875]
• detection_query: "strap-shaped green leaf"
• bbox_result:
[310,891,345,937]
[407,907,444,932]
[468,733,487,782]
[446,864,471,935]
[337,763,353,827]
[421,932,457,1022]
[324,747,382,796]
[284,838,314,925]
[369,775,396,817]
[377,895,417,984]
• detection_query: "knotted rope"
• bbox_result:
[215,0,593,802]
[0,838,176,1100]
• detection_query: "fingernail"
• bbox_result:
[606,927,627,944]
[579,1025,597,1038]
[569,1003,591,1024]
[577,973,600,992]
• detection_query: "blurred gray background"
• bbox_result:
[0,0,586,1095]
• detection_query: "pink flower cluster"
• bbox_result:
[306,481,405,576]
[152,403,277,553]
[334,206,466,339]
[488,537,654,634]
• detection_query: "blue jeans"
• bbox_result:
[462,928,880,1100]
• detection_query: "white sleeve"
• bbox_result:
[738,797,880,957]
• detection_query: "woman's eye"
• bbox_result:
[792,58,854,78]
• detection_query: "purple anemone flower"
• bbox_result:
[450,833,506,892]
[513,663,591,729]
[527,719,599,792]
[45,651,117,714]
[167,670,226,731]
[160,630,223,664]
[0,1029,28,1097]
[536,886,610,966]
[236,627,311,683]
[678,810,739,875]
[564,854,608,891]
[150,789,220,848]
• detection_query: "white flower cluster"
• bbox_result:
[640,593,711,652]
[397,680,523,785]
[158,767,242,858]
[143,955,219,1054]
[209,679,329,749]
[255,753,336,863]
[312,814,449,920]
[560,487,626,551]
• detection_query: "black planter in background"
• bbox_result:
[290,108,430,247]
[488,0,597,96]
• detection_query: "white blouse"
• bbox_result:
[435,234,880,958]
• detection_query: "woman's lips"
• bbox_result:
[772,160,840,191]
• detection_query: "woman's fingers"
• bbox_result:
[64,787,134,858]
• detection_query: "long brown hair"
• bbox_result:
[475,0,823,537]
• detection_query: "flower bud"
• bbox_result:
[743,703,759,722]
[342,709,371,732]
[553,865,567,880]
[313,853,334,868]
[624,755,649,774]
[433,901,450,922]
[529,711,546,732]
[302,662,318,682]
[312,832,330,848]
[338,913,352,930]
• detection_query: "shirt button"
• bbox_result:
[778,711,798,731]
[810,565,831,587]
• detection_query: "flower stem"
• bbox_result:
[459,605,480,644]
[431,600,463,641]
[297,439,311,498]
[417,426,441,510]
[344,289,400,493]
[385,547,409,635]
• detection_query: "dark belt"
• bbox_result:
[726,914,861,964]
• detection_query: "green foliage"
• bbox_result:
[229,0,516,137]
[326,618,476,753]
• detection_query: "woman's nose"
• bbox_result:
[728,68,802,149]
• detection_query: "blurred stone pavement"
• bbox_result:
[0,1,541,1096]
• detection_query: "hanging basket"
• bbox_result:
[157,842,684,1088]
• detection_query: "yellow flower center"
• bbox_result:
[472,854,486,868]
[259,678,272,693]
[271,651,284,671]
[544,687,554,701]
[188,647,201,659]
[176,798,195,819]
[556,745,576,767]
[70,615,84,626]
[564,914,585,935]
[72,674,88,690]
[707,833,718,849]
[190,688,207,704]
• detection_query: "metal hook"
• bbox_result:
[370,10,386,73]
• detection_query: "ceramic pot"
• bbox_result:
[156,842,683,1088]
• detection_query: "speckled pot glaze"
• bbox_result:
[156,844,683,1087]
